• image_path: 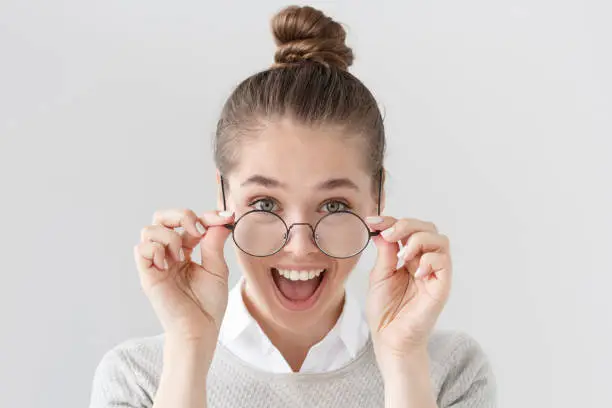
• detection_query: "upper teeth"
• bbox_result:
[276,269,324,281]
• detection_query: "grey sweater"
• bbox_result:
[89,330,496,407]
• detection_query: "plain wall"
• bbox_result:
[1,1,610,407]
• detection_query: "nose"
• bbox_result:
[283,223,319,257]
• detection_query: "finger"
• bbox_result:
[369,234,402,285]
[141,225,183,262]
[199,211,235,279]
[150,241,168,270]
[365,215,404,265]
[196,210,235,228]
[396,232,450,269]
[377,218,439,244]
[364,215,397,232]
[153,209,234,256]
[414,252,452,304]
[134,241,168,275]
[152,208,206,239]
[415,252,452,281]
[178,229,201,256]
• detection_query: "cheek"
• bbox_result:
[236,251,267,279]
[334,258,359,281]
[235,251,276,300]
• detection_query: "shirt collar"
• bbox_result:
[218,276,254,343]
[219,276,367,358]
[334,289,368,359]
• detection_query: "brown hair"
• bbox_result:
[214,5,386,197]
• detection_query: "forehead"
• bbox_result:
[231,119,369,185]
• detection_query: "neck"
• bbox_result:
[241,283,345,372]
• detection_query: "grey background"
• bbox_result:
[1,1,610,407]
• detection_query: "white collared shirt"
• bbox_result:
[218,277,371,373]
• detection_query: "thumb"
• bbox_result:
[369,235,401,286]
[199,222,233,279]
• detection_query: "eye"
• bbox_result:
[322,200,349,213]
[250,198,278,212]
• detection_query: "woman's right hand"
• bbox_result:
[134,208,235,349]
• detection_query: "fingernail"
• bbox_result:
[415,266,427,279]
[396,245,408,260]
[178,248,185,262]
[219,211,234,218]
[381,226,395,240]
[365,216,384,224]
[163,259,169,270]
[195,221,206,235]
[396,257,405,270]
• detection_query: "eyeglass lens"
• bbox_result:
[232,211,370,258]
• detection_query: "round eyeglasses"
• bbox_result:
[223,209,379,258]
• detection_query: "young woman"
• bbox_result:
[90,5,496,408]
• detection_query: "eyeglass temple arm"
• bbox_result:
[219,175,234,230]
[377,168,382,216]
[368,169,383,237]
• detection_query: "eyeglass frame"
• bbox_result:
[219,168,384,259]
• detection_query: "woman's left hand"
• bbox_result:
[365,216,453,364]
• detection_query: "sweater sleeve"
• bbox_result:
[437,332,498,408]
[88,346,153,408]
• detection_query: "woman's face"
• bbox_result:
[221,118,380,333]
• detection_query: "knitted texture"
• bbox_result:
[89,330,496,407]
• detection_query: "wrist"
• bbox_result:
[376,347,430,382]
[163,335,216,376]
[155,335,213,407]
[378,350,436,408]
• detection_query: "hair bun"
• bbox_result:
[271,6,354,71]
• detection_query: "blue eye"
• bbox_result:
[251,198,278,212]
[322,200,349,213]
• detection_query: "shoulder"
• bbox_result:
[89,334,165,408]
[427,329,489,365]
[427,330,498,407]
[95,334,165,375]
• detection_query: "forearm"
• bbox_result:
[381,350,438,408]
[153,338,212,408]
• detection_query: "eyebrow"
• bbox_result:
[240,175,359,191]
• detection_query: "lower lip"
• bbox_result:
[270,268,327,312]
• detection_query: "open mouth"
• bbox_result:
[270,267,327,311]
